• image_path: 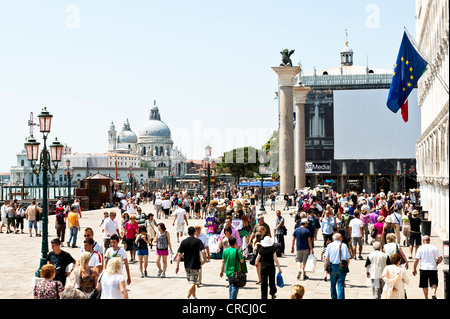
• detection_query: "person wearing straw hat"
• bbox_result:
[255,236,282,299]
[374,216,385,246]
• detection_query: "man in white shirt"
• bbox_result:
[412,235,443,299]
[349,212,364,260]
[194,222,210,286]
[102,212,120,250]
[390,209,403,245]
[82,237,103,273]
[162,196,171,219]
[104,234,131,285]
[120,197,127,215]
[0,200,9,233]
[173,202,188,243]
[154,196,162,218]
[365,241,391,299]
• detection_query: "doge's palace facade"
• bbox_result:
[415,0,449,239]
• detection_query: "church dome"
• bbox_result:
[118,130,138,144]
[138,105,171,139]
[341,46,353,53]
[117,119,137,144]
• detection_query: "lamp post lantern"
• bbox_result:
[205,145,212,204]
[63,159,74,205]
[24,107,63,278]
[128,166,134,196]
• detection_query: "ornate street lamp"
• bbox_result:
[205,145,212,204]
[259,154,266,212]
[24,107,63,278]
[63,159,74,205]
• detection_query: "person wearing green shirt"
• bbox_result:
[220,236,247,299]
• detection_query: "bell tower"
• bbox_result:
[108,121,117,152]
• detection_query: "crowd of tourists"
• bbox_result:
[0,186,444,300]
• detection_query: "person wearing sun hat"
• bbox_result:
[255,236,282,299]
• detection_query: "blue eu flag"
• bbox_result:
[387,32,428,122]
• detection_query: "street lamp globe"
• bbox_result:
[49,138,64,163]
[205,144,212,157]
[24,136,40,162]
[37,107,53,133]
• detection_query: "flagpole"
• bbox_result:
[404,27,449,94]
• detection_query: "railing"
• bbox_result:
[301,73,392,87]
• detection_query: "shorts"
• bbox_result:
[28,220,38,229]
[163,208,170,215]
[137,249,149,256]
[126,238,137,251]
[7,217,15,226]
[156,249,168,256]
[176,222,185,233]
[185,268,199,284]
[410,232,422,246]
[352,237,363,247]
[419,270,438,288]
[295,249,310,264]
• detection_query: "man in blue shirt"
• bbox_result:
[324,233,351,299]
[291,219,313,280]
[320,208,335,246]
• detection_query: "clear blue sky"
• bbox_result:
[0,0,417,172]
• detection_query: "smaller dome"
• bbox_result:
[117,130,137,144]
[341,46,353,53]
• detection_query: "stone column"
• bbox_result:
[293,86,311,190]
[272,66,300,195]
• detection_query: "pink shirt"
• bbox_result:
[124,221,138,239]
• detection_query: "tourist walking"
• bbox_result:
[33,264,64,299]
[381,253,409,299]
[220,236,246,299]
[408,210,422,259]
[175,226,206,299]
[291,218,313,281]
[123,214,138,263]
[273,210,286,255]
[348,211,364,260]
[46,238,76,286]
[135,225,150,277]
[383,233,409,270]
[324,232,351,299]
[365,241,391,299]
[24,200,40,237]
[255,236,282,299]
[412,235,443,299]
[104,234,131,285]
[55,207,67,246]
[173,202,188,243]
[155,223,173,278]
[97,257,129,299]
[65,252,100,297]
[320,207,335,247]
[102,211,121,251]
[67,205,81,248]
[194,222,210,286]
[145,213,158,249]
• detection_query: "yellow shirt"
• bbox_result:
[68,212,79,228]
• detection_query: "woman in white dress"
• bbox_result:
[381,253,409,299]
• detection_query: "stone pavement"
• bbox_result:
[0,200,447,299]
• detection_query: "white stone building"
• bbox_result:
[415,0,449,239]
[108,101,187,180]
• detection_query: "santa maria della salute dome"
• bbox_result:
[108,101,187,179]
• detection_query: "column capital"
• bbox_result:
[294,86,311,104]
[272,66,301,86]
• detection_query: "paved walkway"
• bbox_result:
[0,201,447,299]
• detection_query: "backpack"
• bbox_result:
[342,214,353,228]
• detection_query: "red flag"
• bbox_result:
[400,99,408,123]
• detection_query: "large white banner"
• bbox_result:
[333,89,420,160]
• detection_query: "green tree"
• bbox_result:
[216,146,261,184]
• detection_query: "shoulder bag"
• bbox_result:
[338,243,349,274]
[230,249,247,287]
